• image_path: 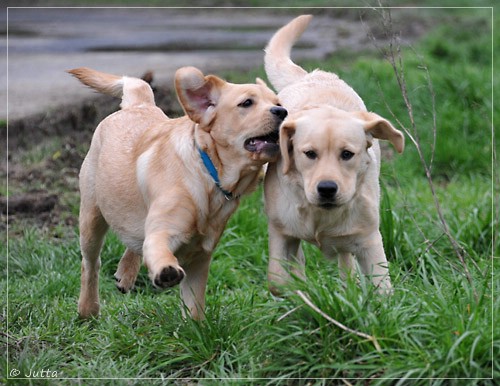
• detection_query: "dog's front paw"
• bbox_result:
[375,280,393,295]
[153,265,185,289]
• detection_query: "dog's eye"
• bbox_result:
[304,150,318,160]
[238,99,253,108]
[341,150,354,160]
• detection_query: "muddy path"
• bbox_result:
[4,8,430,125]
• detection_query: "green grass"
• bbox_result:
[3,8,498,385]
[2,185,497,383]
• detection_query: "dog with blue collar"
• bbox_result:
[70,66,287,320]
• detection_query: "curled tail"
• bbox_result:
[67,67,155,109]
[264,14,313,92]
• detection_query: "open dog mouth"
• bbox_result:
[244,129,279,154]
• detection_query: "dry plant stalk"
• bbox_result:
[368,6,478,299]
[296,290,382,353]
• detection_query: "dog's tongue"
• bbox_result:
[245,129,280,155]
[248,138,277,153]
[254,138,270,152]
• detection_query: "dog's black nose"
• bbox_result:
[317,180,338,199]
[270,106,288,121]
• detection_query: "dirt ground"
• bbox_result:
[3,78,178,237]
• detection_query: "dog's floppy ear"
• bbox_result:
[256,78,267,87]
[175,66,225,128]
[280,121,296,174]
[356,111,405,153]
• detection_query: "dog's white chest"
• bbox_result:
[279,202,362,250]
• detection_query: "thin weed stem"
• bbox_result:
[366,5,479,300]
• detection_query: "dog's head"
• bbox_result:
[175,66,287,166]
[279,107,404,209]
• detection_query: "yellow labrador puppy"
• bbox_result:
[69,66,287,319]
[263,15,404,294]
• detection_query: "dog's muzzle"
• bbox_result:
[317,180,338,209]
[270,106,288,121]
[243,106,287,156]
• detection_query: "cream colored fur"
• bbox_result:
[70,66,286,319]
[264,15,404,294]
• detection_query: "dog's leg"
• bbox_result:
[268,223,304,296]
[78,204,109,318]
[180,254,212,321]
[114,248,141,293]
[142,205,188,289]
[294,244,307,281]
[356,232,392,293]
[338,252,356,282]
[143,230,185,289]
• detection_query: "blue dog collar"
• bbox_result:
[198,147,235,200]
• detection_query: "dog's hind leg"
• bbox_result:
[78,203,108,318]
[114,248,141,293]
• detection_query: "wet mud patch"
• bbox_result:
[4,137,86,237]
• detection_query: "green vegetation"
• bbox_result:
[2,7,497,385]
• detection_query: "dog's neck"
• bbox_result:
[194,123,261,201]
[194,123,239,200]
[197,147,235,200]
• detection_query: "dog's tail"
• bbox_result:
[264,14,312,92]
[67,67,155,109]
